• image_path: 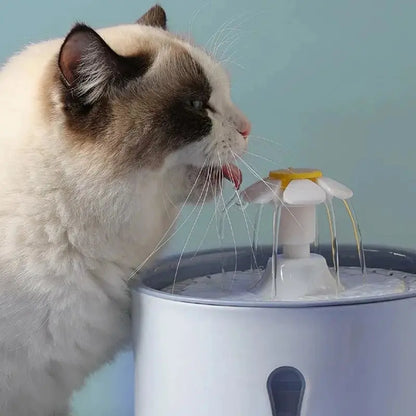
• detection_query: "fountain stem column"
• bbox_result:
[283,244,310,259]
[279,205,316,259]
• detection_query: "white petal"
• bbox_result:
[283,179,326,205]
[317,177,353,200]
[240,179,281,204]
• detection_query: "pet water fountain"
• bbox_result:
[131,168,416,416]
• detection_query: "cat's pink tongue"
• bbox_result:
[221,164,242,190]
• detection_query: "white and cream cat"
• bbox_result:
[0,5,250,415]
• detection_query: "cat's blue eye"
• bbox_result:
[189,100,204,110]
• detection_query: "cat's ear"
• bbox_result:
[58,24,123,105]
[137,5,167,30]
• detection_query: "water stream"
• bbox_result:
[252,205,264,264]
[343,200,367,277]
[324,199,341,290]
[271,204,282,297]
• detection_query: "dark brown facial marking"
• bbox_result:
[55,22,215,175]
[110,48,214,169]
[137,5,167,30]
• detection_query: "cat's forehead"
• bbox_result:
[97,24,174,56]
[96,24,229,92]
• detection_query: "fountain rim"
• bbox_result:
[129,245,416,308]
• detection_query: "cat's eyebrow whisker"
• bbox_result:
[206,15,243,54]
[220,56,246,71]
[215,32,241,62]
[213,29,241,55]
[187,2,210,41]
[210,11,267,65]
[219,47,244,69]
[207,12,253,60]
[172,164,213,293]
[128,158,210,279]
[206,19,237,57]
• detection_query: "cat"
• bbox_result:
[0,4,250,415]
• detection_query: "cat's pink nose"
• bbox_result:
[239,119,251,139]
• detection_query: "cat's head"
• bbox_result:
[54,5,250,203]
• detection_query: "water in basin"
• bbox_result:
[163,267,416,302]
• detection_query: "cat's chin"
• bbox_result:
[183,165,223,205]
[181,163,243,205]
[164,164,229,205]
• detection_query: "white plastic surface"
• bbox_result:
[251,254,338,300]
[283,179,326,205]
[240,178,281,204]
[133,289,416,416]
[316,176,353,200]
[278,206,316,245]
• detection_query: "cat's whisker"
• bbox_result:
[128,159,210,279]
[244,150,278,165]
[172,165,213,293]
[191,167,220,258]
[231,151,304,230]
[212,169,224,244]
[226,159,262,282]
[249,135,286,149]
[217,152,238,278]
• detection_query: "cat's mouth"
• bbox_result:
[221,164,242,190]
[200,164,242,190]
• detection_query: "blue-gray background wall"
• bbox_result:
[1,1,415,414]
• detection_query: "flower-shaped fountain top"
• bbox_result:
[241,168,353,206]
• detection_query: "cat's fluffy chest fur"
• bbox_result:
[0,83,178,415]
[0,38,179,416]
[0,121,179,414]
[0,5,250,415]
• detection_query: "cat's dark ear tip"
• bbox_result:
[137,4,167,30]
[65,22,93,37]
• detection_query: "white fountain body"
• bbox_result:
[131,169,416,416]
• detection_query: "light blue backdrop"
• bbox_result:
[1,1,415,415]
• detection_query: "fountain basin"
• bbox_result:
[131,245,416,416]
